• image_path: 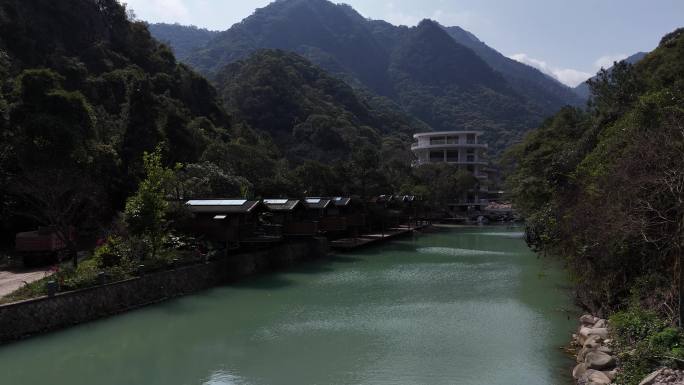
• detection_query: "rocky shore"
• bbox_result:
[571,315,684,385]
[571,315,616,385]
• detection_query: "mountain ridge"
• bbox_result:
[148,0,581,153]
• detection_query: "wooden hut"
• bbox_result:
[303,198,331,219]
[263,199,318,237]
[324,197,366,235]
[184,199,270,247]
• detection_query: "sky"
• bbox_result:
[123,0,684,87]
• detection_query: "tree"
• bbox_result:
[173,161,251,199]
[124,147,176,260]
[293,161,339,196]
[10,169,104,268]
[413,163,478,209]
[350,144,385,198]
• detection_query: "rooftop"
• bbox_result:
[413,131,484,138]
[185,199,262,214]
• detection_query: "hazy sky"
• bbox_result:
[123,0,684,87]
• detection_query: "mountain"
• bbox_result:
[150,0,576,153]
[215,49,428,163]
[148,23,219,62]
[443,26,584,112]
[573,52,648,99]
[0,0,236,241]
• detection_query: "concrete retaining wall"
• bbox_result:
[0,238,328,344]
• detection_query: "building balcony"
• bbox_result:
[412,159,489,167]
[411,142,488,151]
[450,199,490,206]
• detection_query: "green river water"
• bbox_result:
[0,226,577,385]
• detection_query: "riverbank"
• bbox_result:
[0,238,328,344]
[570,314,617,384]
[570,313,684,385]
[0,226,577,385]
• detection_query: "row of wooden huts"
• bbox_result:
[179,196,426,249]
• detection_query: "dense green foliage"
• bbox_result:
[610,305,684,385]
[507,28,684,316]
[149,0,580,154]
[215,49,426,163]
[0,0,237,246]
[573,52,648,100]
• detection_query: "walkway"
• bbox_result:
[0,268,52,297]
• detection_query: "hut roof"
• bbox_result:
[185,199,262,214]
[304,198,332,209]
[330,197,352,207]
[263,199,302,212]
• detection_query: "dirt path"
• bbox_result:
[0,268,53,298]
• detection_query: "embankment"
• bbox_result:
[0,238,328,344]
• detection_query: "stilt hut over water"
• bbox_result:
[264,199,318,237]
[303,198,331,220]
[324,197,366,236]
[184,199,266,247]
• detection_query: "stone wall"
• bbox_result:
[0,238,328,344]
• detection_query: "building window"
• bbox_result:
[430,137,446,145]
[446,150,459,162]
[446,136,459,144]
[429,151,443,162]
[467,148,475,162]
[467,165,475,172]
[467,134,476,144]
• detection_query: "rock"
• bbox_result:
[604,370,617,380]
[581,314,597,326]
[573,363,589,379]
[584,335,604,349]
[597,345,613,354]
[582,369,612,384]
[638,368,662,385]
[579,327,609,345]
[585,351,616,370]
[594,319,608,328]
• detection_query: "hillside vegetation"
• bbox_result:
[507,28,684,316]
[0,0,469,249]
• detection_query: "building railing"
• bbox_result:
[412,159,489,167]
[411,142,488,150]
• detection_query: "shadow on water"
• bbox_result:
[229,254,364,291]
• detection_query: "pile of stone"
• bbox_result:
[571,314,617,385]
[639,368,684,385]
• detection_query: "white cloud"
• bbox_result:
[593,54,628,70]
[382,2,488,30]
[509,53,593,87]
[123,0,191,24]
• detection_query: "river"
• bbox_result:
[0,226,577,385]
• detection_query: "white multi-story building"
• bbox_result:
[411,131,489,212]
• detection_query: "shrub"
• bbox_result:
[611,306,684,385]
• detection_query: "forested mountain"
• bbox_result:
[215,49,428,163]
[443,26,583,112]
[573,51,648,99]
[0,0,447,246]
[149,0,580,153]
[507,28,684,323]
[0,0,240,244]
[148,23,219,62]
